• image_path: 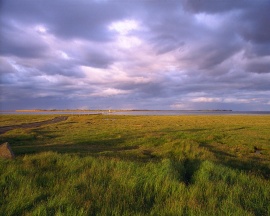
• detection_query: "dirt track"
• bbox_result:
[0,116,68,135]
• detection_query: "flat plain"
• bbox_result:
[0,114,270,215]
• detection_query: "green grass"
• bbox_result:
[0,115,56,127]
[0,115,270,215]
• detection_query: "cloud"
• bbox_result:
[244,58,270,74]
[239,2,270,44]
[183,0,250,13]
[0,57,16,75]
[0,0,270,111]
[0,20,48,58]
[190,97,222,103]
[1,0,129,41]
[90,88,131,97]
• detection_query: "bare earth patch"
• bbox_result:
[0,116,68,135]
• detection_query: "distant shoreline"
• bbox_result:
[15,109,233,112]
[1,109,269,116]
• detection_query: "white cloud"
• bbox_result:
[35,25,47,34]
[115,35,142,49]
[108,19,140,35]
[224,98,256,104]
[195,13,226,29]
[57,50,71,60]
[91,88,131,97]
[191,97,222,103]
[170,103,193,110]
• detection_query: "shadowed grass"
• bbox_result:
[1,152,269,215]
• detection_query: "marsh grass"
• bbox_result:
[0,115,270,215]
[0,115,55,127]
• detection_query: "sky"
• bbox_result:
[1,0,270,111]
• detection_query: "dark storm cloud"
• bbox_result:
[238,2,270,44]
[0,19,48,58]
[39,62,85,78]
[78,46,115,69]
[244,42,270,57]
[0,58,16,75]
[116,80,169,99]
[245,61,270,74]
[184,0,270,55]
[140,2,197,54]
[137,1,243,70]
[183,0,252,13]
[0,0,270,111]
[0,0,127,41]
[186,35,242,70]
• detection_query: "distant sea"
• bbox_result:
[1,110,270,115]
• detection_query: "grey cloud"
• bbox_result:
[127,81,168,99]
[0,95,77,110]
[1,74,95,103]
[143,6,197,50]
[1,0,270,111]
[184,0,270,53]
[80,48,115,69]
[152,36,186,55]
[245,61,270,74]
[185,41,240,70]
[183,0,255,14]
[1,0,127,42]
[0,20,48,58]
[165,68,267,97]
[239,2,270,44]
[39,62,85,78]
[0,58,16,75]
[139,2,243,70]
[175,36,242,71]
[244,42,270,58]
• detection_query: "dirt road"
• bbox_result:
[0,116,68,135]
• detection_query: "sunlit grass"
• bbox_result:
[0,114,270,215]
[0,115,56,127]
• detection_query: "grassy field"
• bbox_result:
[0,114,270,215]
[0,115,56,127]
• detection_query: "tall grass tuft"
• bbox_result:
[1,152,269,215]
